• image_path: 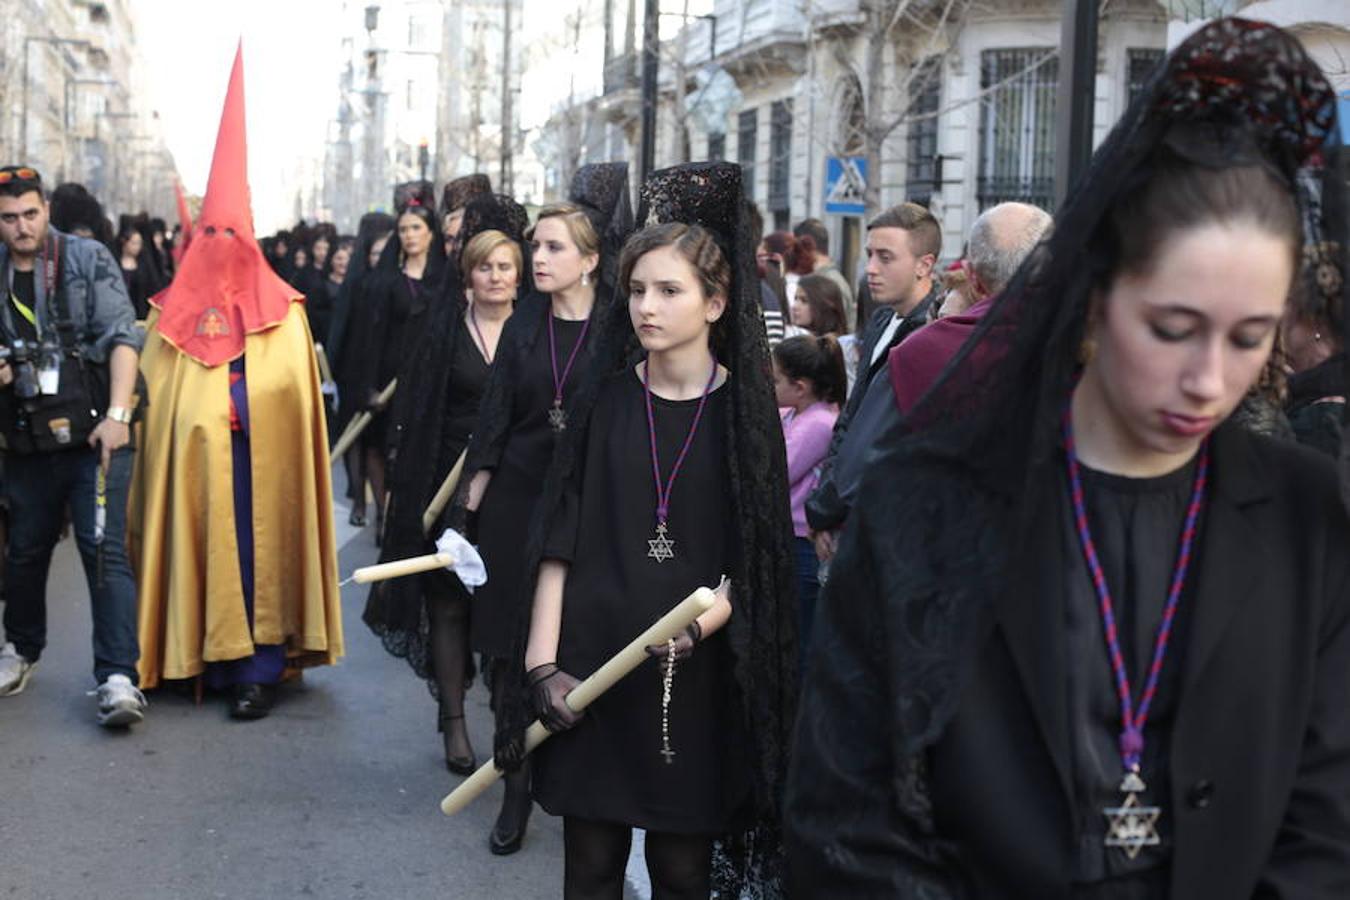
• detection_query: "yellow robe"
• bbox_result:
[131,303,343,688]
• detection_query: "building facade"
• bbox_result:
[0,0,175,220]
[322,0,526,229]
[524,0,1348,276]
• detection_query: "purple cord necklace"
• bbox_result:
[643,356,719,563]
[547,309,591,432]
[1063,409,1209,860]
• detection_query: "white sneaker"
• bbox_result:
[93,673,146,727]
[0,643,36,696]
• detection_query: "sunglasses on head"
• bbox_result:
[0,167,40,184]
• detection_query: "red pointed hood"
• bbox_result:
[152,42,300,368]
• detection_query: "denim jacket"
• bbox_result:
[0,226,144,362]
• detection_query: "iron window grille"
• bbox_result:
[769,99,793,218]
[906,59,941,208]
[738,108,759,201]
[1127,48,1165,108]
[977,47,1059,211]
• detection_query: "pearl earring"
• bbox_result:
[581,272,590,286]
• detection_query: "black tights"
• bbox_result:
[343,444,366,509]
[427,581,471,756]
[364,446,386,526]
[563,818,712,900]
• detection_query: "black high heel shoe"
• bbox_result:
[348,507,366,527]
[440,713,477,775]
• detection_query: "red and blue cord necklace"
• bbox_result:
[1063,409,1209,859]
[643,357,719,563]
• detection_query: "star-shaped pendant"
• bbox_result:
[547,403,567,432]
[1104,786,1162,860]
[647,523,675,562]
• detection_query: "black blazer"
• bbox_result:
[786,422,1350,898]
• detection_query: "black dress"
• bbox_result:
[364,308,492,681]
[308,277,340,350]
[441,319,491,463]
[532,370,750,835]
[471,312,591,657]
[121,264,153,320]
[366,273,421,449]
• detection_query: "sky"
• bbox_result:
[134,0,343,233]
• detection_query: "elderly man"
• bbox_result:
[893,202,1053,413]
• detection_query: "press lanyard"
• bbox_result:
[4,235,58,335]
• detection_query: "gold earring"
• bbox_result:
[1078,335,1097,365]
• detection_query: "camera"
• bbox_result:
[0,339,42,401]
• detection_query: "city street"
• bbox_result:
[0,498,577,899]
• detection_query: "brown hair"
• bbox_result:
[461,229,522,287]
[1104,154,1301,287]
[764,230,812,276]
[867,202,942,261]
[526,202,600,258]
[794,274,848,335]
[618,222,731,305]
[773,334,847,406]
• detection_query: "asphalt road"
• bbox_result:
[0,498,580,899]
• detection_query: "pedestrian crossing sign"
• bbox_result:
[824,156,867,215]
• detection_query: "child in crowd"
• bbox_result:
[772,335,845,654]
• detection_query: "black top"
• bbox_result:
[375,274,420,390]
[471,312,591,657]
[533,369,749,833]
[1287,353,1346,460]
[119,265,153,321]
[1062,457,1199,895]
[9,271,38,343]
[441,317,490,466]
[307,277,340,348]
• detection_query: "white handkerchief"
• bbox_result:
[435,528,487,591]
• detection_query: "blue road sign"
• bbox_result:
[824,156,867,215]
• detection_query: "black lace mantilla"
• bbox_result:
[441,173,492,216]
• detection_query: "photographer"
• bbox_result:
[0,166,146,727]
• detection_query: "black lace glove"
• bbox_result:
[528,662,584,733]
[644,621,702,662]
[462,509,480,545]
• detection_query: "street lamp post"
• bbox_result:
[1053,0,1099,208]
[22,36,92,162]
[638,8,717,184]
[639,0,660,184]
